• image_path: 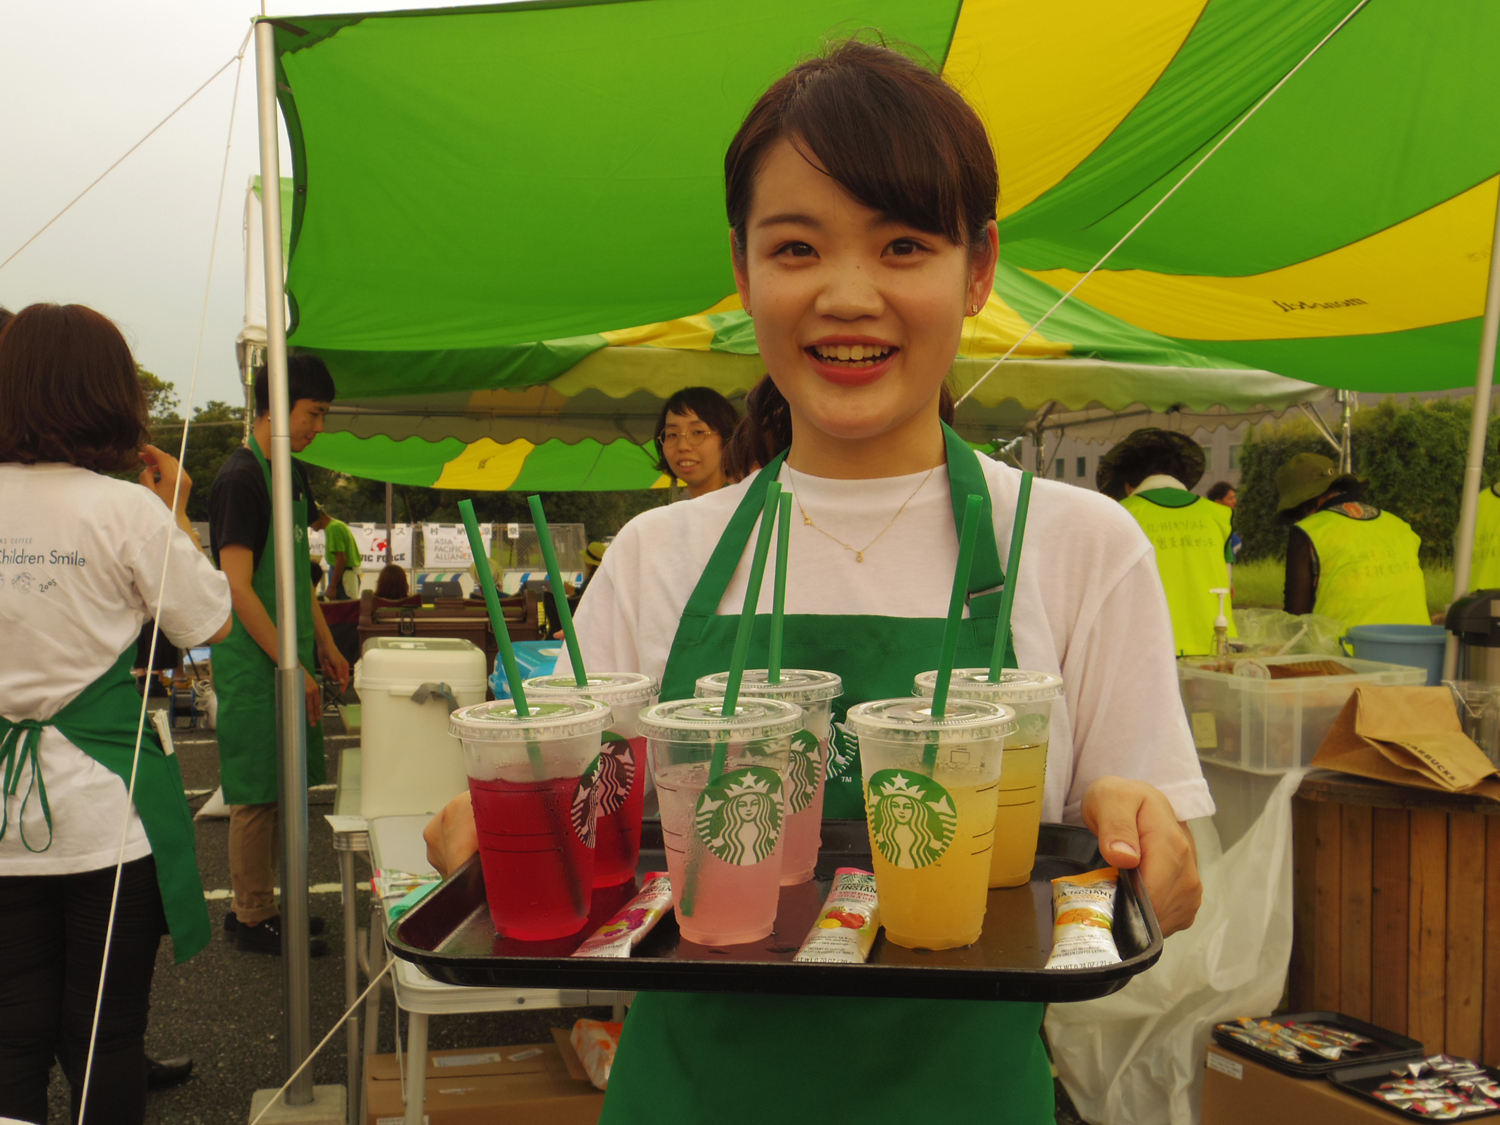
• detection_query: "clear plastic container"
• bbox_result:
[694,670,843,885]
[523,673,659,887]
[638,697,802,946]
[448,698,612,940]
[1178,654,1428,774]
[913,668,1061,887]
[844,698,1015,950]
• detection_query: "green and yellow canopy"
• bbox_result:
[264,0,1498,489]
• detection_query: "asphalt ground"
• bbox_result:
[39,702,1088,1125]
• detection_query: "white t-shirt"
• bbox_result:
[565,457,1214,825]
[0,464,232,874]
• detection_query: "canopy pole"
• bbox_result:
[385,482,394,565]
[1337,390,1353,474]
[254,20,315,1106]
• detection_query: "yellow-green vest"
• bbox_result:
[1469,486,1500,592]
[1121,489,1235,656]
[1297,504,1428,630]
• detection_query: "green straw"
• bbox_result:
[989,471,1035,681]
[930,494,985,722]
[527,495,588,687]
[767,490,792,685]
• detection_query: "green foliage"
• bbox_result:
[136,364,177,417]
[1236,397,1500,564]
[1233,556,1453,617]
[148,400,248,522]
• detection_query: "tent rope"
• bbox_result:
[74,28,252,1125]
[0,25,253,276]
[953,0,1371,409]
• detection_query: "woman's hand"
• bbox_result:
[318,642,351,695]
[303,669,322,727]
[139,445,190,513]
[424,791,478,876]
[1081,776,1202,937]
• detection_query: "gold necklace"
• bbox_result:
[787,465,938,563]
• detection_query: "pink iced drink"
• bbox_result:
[656,760,785,945]
[592,734,647,886]
[778,731,827,885]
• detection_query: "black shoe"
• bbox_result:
[235,915,328,957]
[146,1055,193,1090]
[225,910,326,936]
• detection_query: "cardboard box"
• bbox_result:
[1201,1045,1403,1124]
[365,1037,604,1125]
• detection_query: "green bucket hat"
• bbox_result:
[1095,428,1206,499]
[1275,452,1365,512]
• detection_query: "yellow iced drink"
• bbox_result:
[846,697,1015,951]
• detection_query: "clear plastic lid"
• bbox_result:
[523,671,658,707]
[694,669,842,705]
[448,697,613,742]
[637,697,804,743]
[912,668,1063,704]
[845,697,1016,743]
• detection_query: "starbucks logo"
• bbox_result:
[827,723,860,783]
[866,770,958,869]
[596,733,637,818]
[1018,712,1048,741]
[784,730,821,814]
[570,755,600,847]
[693,767,783,866]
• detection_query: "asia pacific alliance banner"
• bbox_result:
[423,523,492,568]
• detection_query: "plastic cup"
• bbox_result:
[448,697,613,940]
[913,668,1063,887]
[523,673,659,888]
[694,670,842,885]
[639,697,802,946]
[845,697,1016,950]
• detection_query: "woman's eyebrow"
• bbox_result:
[756,212,821,229]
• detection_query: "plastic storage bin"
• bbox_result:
[355,637,488,818]
[1179,654,1428,774]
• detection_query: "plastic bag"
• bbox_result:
[1231,608,1343,657]
[1044,768,1305,1124]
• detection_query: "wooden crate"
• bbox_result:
[1290,774,1498,1061]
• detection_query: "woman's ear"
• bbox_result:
[730,227,752,316]
[968,220,1000,315]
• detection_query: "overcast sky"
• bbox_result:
[0,0,509,410]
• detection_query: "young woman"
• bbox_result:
[428,40,1210,1122]
[0,304,232,1123]
[653,386,739,497]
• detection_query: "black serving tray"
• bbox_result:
[1211,1011,1425,1077]
[387,820,1162,1003]
[1327,1057,1500,1120]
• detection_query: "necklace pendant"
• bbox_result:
[802,514,812,525]
[855,551,864,563]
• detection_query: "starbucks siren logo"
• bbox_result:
[1017,712,1049,742]
[866,769,958,869]
[827,723,859,783]
[570,755,601,847]
[596,732,637,817]
[694,766,783,865]
[784,730,822,814]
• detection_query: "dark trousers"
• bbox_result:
[0,856,167,1125]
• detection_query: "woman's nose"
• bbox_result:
[814,263,883,321]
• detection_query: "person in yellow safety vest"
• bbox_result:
[1097,428,1234,656]
[1276,452,1428,630]
[1468,478,1500,591]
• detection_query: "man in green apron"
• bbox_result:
[208,355,349,955]
[1099,429,1235,656]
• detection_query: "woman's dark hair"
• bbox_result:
[253,353,337,414]
[0,303,149,472]
[652,387,740,474]
[375,563,409,600]
[1206,481,1235,502]
[721,39,994,477]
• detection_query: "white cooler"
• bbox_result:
[354,637,487,819]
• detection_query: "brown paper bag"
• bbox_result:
[1311,685,1500,800]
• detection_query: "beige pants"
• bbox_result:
[228,802,280,926]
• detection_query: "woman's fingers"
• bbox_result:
[424,791,479,876]
[1082,776,1203,937]
[1081,776,1144,868]
[138,444,191,510]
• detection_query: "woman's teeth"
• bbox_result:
[810,344,894,367]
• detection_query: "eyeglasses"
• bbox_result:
[659,427,716,448]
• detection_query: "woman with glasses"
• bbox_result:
[653,386,738,498]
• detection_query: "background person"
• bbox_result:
[0,303,232,1124]
[1207,480,1244,564]
[653,386,738,498]
[209,355,348,956]
[374,563,409,600]
[1277,452,1428,629]
[1098,429,1235,656]
[1468,451,1500,591]
[314,512,361,599]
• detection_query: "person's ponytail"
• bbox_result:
[721,375,957,481]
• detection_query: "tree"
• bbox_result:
[137,365,177,418]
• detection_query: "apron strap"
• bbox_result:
[681,448,791,617]
[0,718,54,853]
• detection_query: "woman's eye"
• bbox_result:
[775,241,816,258]
[886,238,925,257]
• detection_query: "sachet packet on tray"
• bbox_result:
[571,873,671,958]
[1374,1055,1500,1119]
[569,1019,621,1091]
[1216,1017,1371,1064]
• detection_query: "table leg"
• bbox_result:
[403,1010,429,1125]
[341,849,360,1125]
[361,902,384,1125]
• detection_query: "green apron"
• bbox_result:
[213,435,326,805]
[0,647,211,962]
[600,424,1053,1125]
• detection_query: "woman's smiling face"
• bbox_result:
[732,138,996,469]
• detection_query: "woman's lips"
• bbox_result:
[804,346,898,387]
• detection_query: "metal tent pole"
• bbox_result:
[254,20,315,1106]
[385,482,394,565]
[1337,389,1353,474]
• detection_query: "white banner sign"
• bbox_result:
[352,523,413,571]
[308,528,326,559]
[423,523,491,568]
